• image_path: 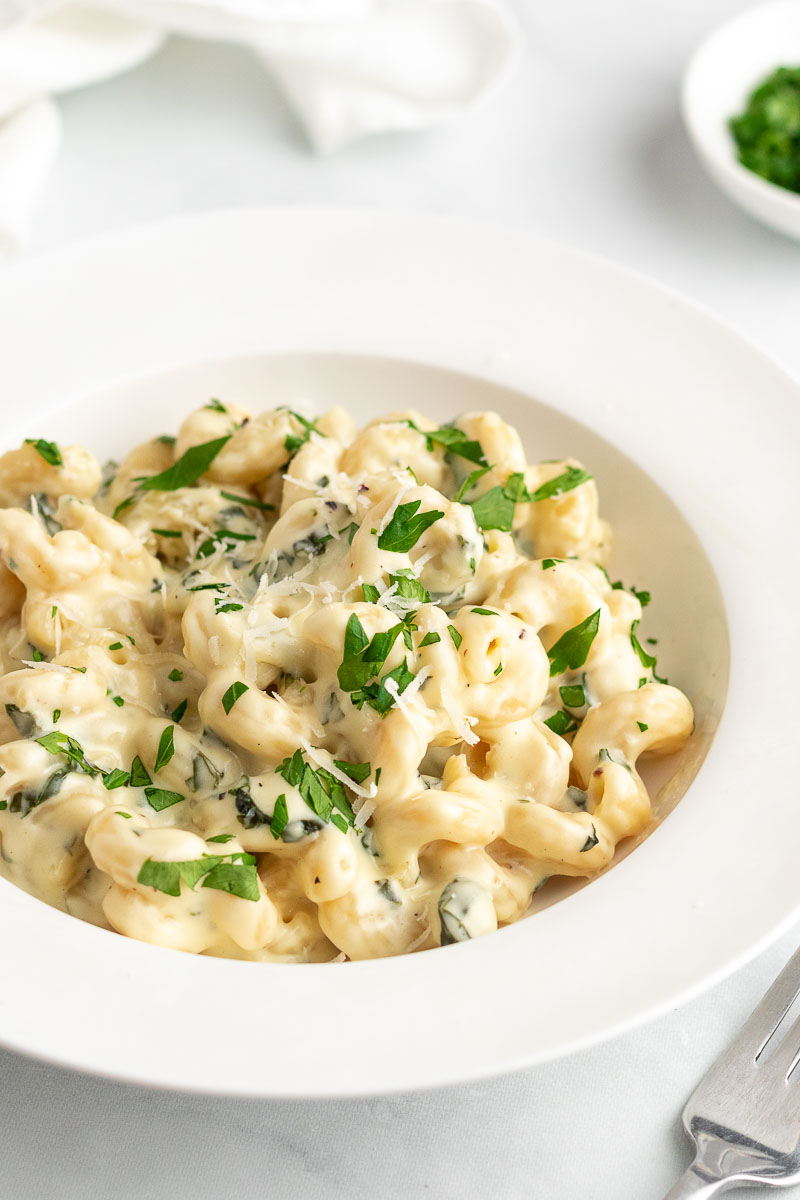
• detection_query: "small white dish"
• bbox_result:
[682,0,800,239]
[0,208,798,1097]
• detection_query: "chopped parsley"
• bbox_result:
[111,695,124,708]
[152,528,182,539]
[144,786,184,812]
[333,759,371,784]
[419,631,441,647]
[559,683,586,708]
[171,699,188,724]
[547,610,601,677]
[109,642,123,651]
[137,851,258,900]
[630,619,657,670]
[219,490,275,512]
[24,438,63,468]
[471,607,495,616]
[541,558,563,570]
[544,710,578,735]
[282,410,322,457]
[468,472,528,532]
[36,731,101,777]
[154,726,175,772]
[637,721,649,732]
[730,67,800,194]
[205,398,227,413]
[129,755,152,788]
[377,500,444,553]
[362,583,380,603]
[221,681,248,715]
[404,420,488,466]
[168,669,184,682]
[52,708,61,724]
[207,834,235,844]
[103,769,130,791]
[389,569,429,603]
[269,794,289,840]
[277,750,355,829]
[530,466,591,502]
[447,624,462,650]
[454,465,491,503]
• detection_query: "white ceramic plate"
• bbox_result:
[682,0,800,240]
[0,209,797,1097]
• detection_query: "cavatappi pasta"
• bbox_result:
[0,404,693,961]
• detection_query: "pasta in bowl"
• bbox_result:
[0,399,693,962]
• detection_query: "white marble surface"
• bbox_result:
[2,2,800,1196]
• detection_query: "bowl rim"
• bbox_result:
[0,206,798,1097]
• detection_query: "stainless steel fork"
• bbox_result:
[664,945,800,1196]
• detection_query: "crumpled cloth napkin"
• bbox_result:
[0,0,518,255]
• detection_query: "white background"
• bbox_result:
[2,2,800,1197]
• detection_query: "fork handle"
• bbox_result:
[663,1162,740,1198]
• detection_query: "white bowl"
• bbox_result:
[682,0,800,239]
[0,208,798,1097]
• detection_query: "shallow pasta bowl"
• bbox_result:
[0,208,797,1097]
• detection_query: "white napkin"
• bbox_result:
[0,0,519,256]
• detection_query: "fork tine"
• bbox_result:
[720,943,800,1067]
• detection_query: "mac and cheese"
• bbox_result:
[0,403,693,961]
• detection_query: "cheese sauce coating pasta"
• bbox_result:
[0,405,693,961]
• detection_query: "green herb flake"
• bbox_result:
[454,465,491,504]
[207,834,235,844]
[468,472,531,532]
[222,681,249,715]
[580,825,599,852]
[493,662,503,676]
[630,619,657,670]
[152,528,182,539]
[333,760,371,784]
[419,631,441,647]
[331,813,349,834]
[138,435,230,493]
[405,420,488,467]
[559,684,586,708]
[52,709,61,723]
[447,624,463,650]
[168,669,184,682]
[541,558,563,570]
[544,710,578,735]
[112,495,136,520]
[144,786,184,812]
[471,607,495,616]
[103,769,130,791]
[156,434,176,446]
[377,500,444,553]
[24,438,63,468]
[154,725,175,772]
[730,67,800,195]
[362,583,380,603]
[129,755,152,788]
[632,587,651,607]
[219,490,274,511]
[531,466,592,502]
[269,794,288,840]
[547,609,601,677]
[109,641,123,651]
[111,695,124,708]
[205,398,227,413]
[637,721,649,732]
[115,810,132,818]
[50,606,58,620]
[389,569,430,603]
[171,699,188,724]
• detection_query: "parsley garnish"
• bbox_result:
[129,756,152,788]
[419,631,441,647]
[111,695,124,707]
[168,669,183,682]
[559,683,586,707]
[109,641,123,651]
[630,619,657,670]
[389,569,430,603]
[547,610,601,677]
[24,438,62,467]
[469,472,528,532]
[530,466,591,502]
[154,726,175,772]
[362,583,380,603]
[152,528,182,539]
[544,710,578,735]
[36,731,101,777]
[471,607,495,616]
[171,699,188,724]
[454,465,491,503]
[269,794,289,839]
[138,435,230,492]
[52,708,60,723]
[404,420,488,466]
[377,501,444,553]
[144,786,184,812]
[205,398,227,413]
[632,587,651,607]
[207,834,234,844]
[447,624,462,649]
[637,721,649,732]
[333,760,371,784]
[103,769,130,790]
[277,750,355,829]
[137,851,258,900]
[282,410,322,457]
[541,558,563,570]
[222,681,248,715]
[219,490,274,512]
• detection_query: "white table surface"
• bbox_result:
[3,3,800,1197]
